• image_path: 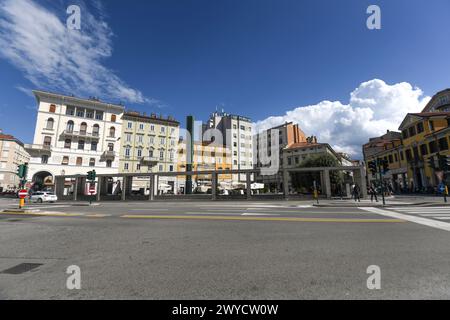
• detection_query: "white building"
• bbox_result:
[203,111,253,183]
[25,91,124,191]
[0,132,30,192]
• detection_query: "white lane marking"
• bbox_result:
[435,217,450,220]
[184,212,242,215]
[388,207,450,211]
[241,213,280,216]
[130,208,169,211]
[420,214,450,217]
[361,207,450,232]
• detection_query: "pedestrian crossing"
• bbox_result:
[387,207,450,221]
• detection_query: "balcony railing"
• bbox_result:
[25,144,52,154]
[62,130,100,139]
[101,150,116,160]
[141,156,159,164]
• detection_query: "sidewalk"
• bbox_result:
[314,195,450,207]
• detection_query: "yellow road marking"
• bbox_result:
[121,215,405,223]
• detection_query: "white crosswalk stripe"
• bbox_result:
[386,207,450,222]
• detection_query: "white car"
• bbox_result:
[30,191,58,203]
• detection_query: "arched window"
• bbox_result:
[64,139,71,149]
[108,143,114,151]
[111,114,116,122]
[109,127,115,138]
[46,118,54,130]
[66,120,74,133]
[93,124,100,137]
[80,122,87,135]
[49,104,56,113]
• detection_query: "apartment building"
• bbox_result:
[202,111,253,182]
[176,140,232,193]
[0,132,30,192]
[119,111,180,193]
[26,90,124,191]
[254,122,307,189]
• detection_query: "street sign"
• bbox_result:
[18,190,28,199]
[89,184,96,194]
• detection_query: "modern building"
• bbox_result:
[0,131,30,192]
[254,122,307,190]
[25,90,124,192]
[119,111,180,194]
[176,140,232,193]
[202,111,253,182]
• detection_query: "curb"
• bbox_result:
[1,209,41,214]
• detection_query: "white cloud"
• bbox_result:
[254,79,431,159]
[0,0,153,105]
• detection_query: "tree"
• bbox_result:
[291,153,343,194]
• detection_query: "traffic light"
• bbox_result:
[438,155,450,171]
[426,156,436,169]
[368,161,377,175]
[87,170,97,182]
[16,164,28,179]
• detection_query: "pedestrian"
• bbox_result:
[352,184,361,202]
[369,185,378,202]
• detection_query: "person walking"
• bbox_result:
[369,185,378,202]
[352,184,361,202]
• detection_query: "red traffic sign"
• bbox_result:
[89,185,96,193]
[18,190,28,199]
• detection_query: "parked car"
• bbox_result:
[30,191,58,203]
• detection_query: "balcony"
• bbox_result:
[101,150,116,160]
[25,144,52,156]
[141,156,159,164]
[62,130,100,140]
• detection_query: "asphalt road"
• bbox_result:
[0,197,449,299]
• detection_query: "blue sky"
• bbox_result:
[0,0,449,157]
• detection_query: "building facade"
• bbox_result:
[202,111,253,182]
[0,132,30,192]
[119,111,180,193]
[254,122,307,189]
[26,91,124,191]
[176,141,232,193]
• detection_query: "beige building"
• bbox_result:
[176,141,232,193]
[119,111,180,193]
[0,132,30,191]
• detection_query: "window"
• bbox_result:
[92,125,100,137]
[402,130,409,139]
[400,151,404,161]
[161,127,165,134]
[169,165,174,172]
[160,138,165,145]
[429,141,438,153]
[109,127,116,138]
[388,155,393,163]
[49,104,56,113]
[126,133,132,142]
[136,164,141,171]
[149,136,155,144]
[137,149,142,157]
[91,141,98,151]
[62,156,69,165]
[137,135,143,143]
[150,125,155,132]
[86,110,94,119]
[159,150,164,160]
[439,137,449,151]
[66,121,74,133]
[64,139,71,149]
[66,106,75,116]
[41,155,48,164]
[408,126,416,137]
[111,114,116,122]
[108,143,114,151]
[89,158,95,167]
[78,140,85,150]
[125,148,131,157]
[95,111,103,120]
[429,120,435,131]
[76,108,85,117]
[420,144,428,156]
[159,165,163,171]
[127,122,132,129]
[44,136,52,147]
[76,157,83,166]
[405,149,412,161]
[124,163,129,170]
[139,123,144,130]
[417,122,424,133]
[169,151,174,161]
[80,123,87,135]
[106,160,112,168]
[46,118,54,130]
